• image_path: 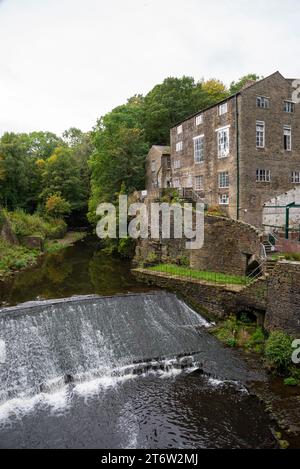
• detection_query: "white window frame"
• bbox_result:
[256,121,265,148]
[284,125,292,151]
[218,171,229,188]
[195,114,203,126]
[216,125,230,158]
[177,124,183,135]
[176,141,183,152]
[256,96,270,109]
[195,175,204,191]
[256,169,271,182]
[291,171,300,184]
[284,101,295,113]
[218,102,228,116]
[193,134,204,164]
[174,159,181,169]
[219,194,229,205]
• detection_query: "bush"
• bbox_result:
[0,238,39,276]
[213,317,238,345]
[5,209,67,240]
[146,252,158,263]
[264,331,293,374]
[117,237,136,259]
[284,377,299,386]
[45,194,71,219]
[177,255,190,267]
[246,327,266,353]
[284,252,300,262]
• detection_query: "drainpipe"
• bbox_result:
[235,95,240,220]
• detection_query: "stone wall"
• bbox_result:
[132,269,239,320]
[134,214,262,277]
[265,261,300,336]
[190,215,262,276]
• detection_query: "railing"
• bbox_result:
[260,243,267,259]
[146,264,249,287]
[246,258,267,284]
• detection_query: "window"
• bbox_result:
[195,175,204,191]
[219,102,228,116]
[284,101,295,113]
[177,124,183,135]
[256,169,271,182]
[193,135,204,163]
[176,141,183,152]
[256,121,265,148]
[173,178,180,188]
[257,96,270,108]
[291,171,300,184]
[219,171,229,188]
[174,159,181,169]
[284,125,292,151]
[195,114,203,126]
[219,194,229,205]
[217,126,230,158]
[151,160,156,172]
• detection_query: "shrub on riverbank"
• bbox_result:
[264,331,293,374]
[212,319,299,382]
[5,209,67,239]
[0,238,39,277]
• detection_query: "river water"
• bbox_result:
[0,237,277,448]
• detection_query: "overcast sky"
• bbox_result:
[0,0,300,136]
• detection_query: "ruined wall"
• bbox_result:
[134,215,262,277]
[265,261,300,336]
[190,216,262,276]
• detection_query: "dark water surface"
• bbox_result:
[0,236,151,307]
[0,238,277,449]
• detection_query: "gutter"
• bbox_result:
[235,95,240,220]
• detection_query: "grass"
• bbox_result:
[148,264,248,285]
[271,252,300,262]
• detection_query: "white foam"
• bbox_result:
[0,388,68,426]
[207,377,249,394]
[0,340,6,364]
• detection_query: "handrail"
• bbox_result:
[246,258,267,284]
[260,243,267,259]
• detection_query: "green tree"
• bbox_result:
[0,133,38,211]
[229,74,261,95]
[88,98,148,223]
[40,147,83,212]
[143,76,229,145]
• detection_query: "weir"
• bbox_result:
[0,291,277,449]
[0,291,259,405]
[0,292,210,403]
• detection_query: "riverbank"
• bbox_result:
[0,231,87,279]
[209,318,300,448]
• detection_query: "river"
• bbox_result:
[0,236,277,448]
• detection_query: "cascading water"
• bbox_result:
[0,292,276,449]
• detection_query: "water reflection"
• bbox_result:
[0,236,151,306]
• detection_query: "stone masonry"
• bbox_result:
[165,71,300,228]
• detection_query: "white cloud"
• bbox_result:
[0,0,300,135]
